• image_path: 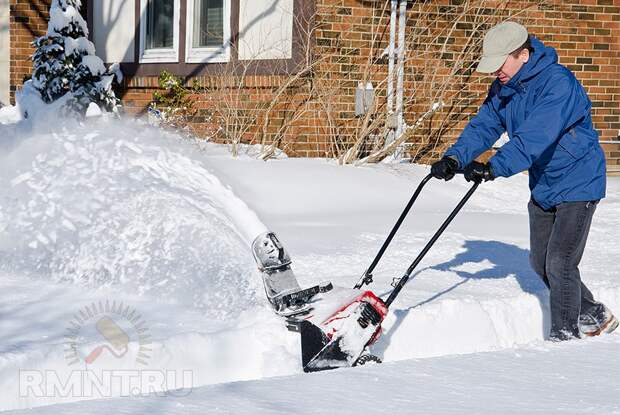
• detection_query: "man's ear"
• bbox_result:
[520,48,530,64]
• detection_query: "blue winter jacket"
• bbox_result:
[444,36,606,210]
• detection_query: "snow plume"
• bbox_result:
[27,0,121,118]
[0,118,267,317]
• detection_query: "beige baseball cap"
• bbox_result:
[476,21,529,74]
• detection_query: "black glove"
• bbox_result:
[463,161,494,183]
[430,156,459,181]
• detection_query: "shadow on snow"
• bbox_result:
[375,239,551,357]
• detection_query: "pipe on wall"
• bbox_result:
[386,0,397,115]
[395,0,407,144]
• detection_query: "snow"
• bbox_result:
[0,105,22,125]
[1,113,620,413]
[96,74,114,93]
[11,81,78,123]
[6,335,620,415]
[63,37,96,57]
[85,102,102,117]
[80,55,106,76]
[12,82,48,120]
[47,2,88,37]
[0,118,266,310]
[108,63,124,84]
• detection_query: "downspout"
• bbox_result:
[387,0,397,116]
[384,0,398,147]
[395,0,407,156]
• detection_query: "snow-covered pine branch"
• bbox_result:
[26,0,122,117]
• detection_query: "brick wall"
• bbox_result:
[9,0,50,99]
[8,0,620,168]
[1,0,10,106]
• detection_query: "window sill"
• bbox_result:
[185,48,230,64]
[139,49,179,64]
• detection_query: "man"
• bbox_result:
[430,21,617,341]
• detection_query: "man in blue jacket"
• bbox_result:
[430,21,617,341]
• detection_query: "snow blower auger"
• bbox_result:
[300,172,479,373]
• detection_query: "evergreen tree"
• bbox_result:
[30,0,121,115]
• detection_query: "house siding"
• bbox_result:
[238,0,294,60]
[93,0,135,63]
[7,0,620,168]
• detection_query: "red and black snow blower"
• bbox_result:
[297,172,479,372]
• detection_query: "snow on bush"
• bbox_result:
[27,0,121,118]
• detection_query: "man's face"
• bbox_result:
[494,49,530,84]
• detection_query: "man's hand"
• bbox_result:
[463,161,494,183]
[431,157,459,181]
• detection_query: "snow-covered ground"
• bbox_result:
[1,114,619,414]
[7,335,620,415]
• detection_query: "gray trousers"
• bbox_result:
[528,199,599,340]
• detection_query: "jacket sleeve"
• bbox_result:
[489,73,583,178]
[444,85,505,168]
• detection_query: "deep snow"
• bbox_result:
[7,334,620,415]
[1,114,619,413]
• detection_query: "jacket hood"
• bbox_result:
[497,36,558,95]
[517,36,558,82]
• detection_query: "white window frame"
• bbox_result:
[139,0,181,63]
[185,0,231,63]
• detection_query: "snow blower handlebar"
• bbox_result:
[354,171,476,291]
[384,178,478,307]
[354,173,434,289]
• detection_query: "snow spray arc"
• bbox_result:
[64,300,152,367]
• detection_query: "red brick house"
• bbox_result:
[4,0,620,169]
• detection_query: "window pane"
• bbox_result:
[146,0,174,49]
[193,0,224,48]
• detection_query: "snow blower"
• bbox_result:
[299,172,480,372]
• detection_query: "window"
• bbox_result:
[186,0,230,63]
[139,0,180,63]
[193,0,224,47]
